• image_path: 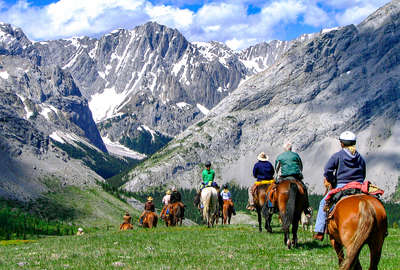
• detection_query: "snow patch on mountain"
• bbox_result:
[0,71,9,80]
[102,136,146,160]
[89,87,132,123]
[142,125,156,142]
[39,104,58,120]
[49,131,65,143]
[197,104,210,115]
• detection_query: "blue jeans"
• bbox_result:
[314,183,346,233]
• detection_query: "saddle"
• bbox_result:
[324,180,384,216]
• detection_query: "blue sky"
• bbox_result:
[0,0,391,49]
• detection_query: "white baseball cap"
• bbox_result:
[339,131,356,142]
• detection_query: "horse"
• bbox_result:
[200,187,218,227]
[300,207,313,232]
[165,202,185,226]
[266,179,308,249]
[142,211,158,228]
[222,199,234,225]
[119,223,133,230]
[253,183,273,232]
[327,194,387,270]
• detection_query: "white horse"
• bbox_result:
[200,187,218,227]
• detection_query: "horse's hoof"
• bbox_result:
[286,239,291,249]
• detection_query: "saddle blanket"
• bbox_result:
[325,180,384,202]
[254,180,274,186]
[324,180,384,213]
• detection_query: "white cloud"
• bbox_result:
[335,4,382,26]
[303,5,331,27]
[145,3,194,30]
[0,0,392,49]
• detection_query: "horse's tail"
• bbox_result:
[340,199,375,270]
[261,185,272,219]
[282,182,297,232]
[261,198,269,218]
[203,191,211,222]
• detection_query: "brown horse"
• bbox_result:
[327,194,387,270]
[253,183,273,232]
[164,202,185,226]
[142,211,158,228]
[119,223,133,230]
[266,179,308,248]
[222,199,234,225]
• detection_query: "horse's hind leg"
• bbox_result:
[257,207,262,232]
[368,238,384,270]
[265,212,272,233]
[330,238,344,266]
[291,217,300,248]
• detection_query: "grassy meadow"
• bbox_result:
[0,215,399,270]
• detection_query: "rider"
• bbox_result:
[313,131,366,241]
[221,184,236,215]
[195,161,216,207]
[160,190,171,219]
[275,142,311,215]
[139,196,155,226]
[170,186,182,204]
[202,161,216,188]
[247,152,275,210]
[122,211,132,224]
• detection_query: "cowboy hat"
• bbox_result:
[147,196,153,201]
[166,190,172,195]
[257,152,269,161]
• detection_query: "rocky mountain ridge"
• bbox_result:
[122,1,400,197]
[0,19,316,199]
[2,21,317,158]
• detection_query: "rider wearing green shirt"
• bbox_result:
[275,146,303,180]
[202,161,215,187]
[275,142,311,215]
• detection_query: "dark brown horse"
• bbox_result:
[253,183,273,232]
[222,199,234,225]
[164,202,185,226]
[327,194,387,270]
[266,179,308,248]
[142,211,158,228]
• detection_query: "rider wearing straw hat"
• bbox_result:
[247,152,275,210]
[139,196,155,226]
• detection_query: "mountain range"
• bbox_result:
[121,0,400,197]
[0,1,399,201]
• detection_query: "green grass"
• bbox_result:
[41,187,141,228]
[0,221,399,269]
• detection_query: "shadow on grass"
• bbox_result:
[297,240,331,250]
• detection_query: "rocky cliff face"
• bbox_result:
[26,22,313,156]
[0,18,314,199]
[0,55,104,200]
[122,1,400,197]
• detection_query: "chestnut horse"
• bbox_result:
[266,179,308,248]
[165,202,185,226]
[119,223,133,230]
[222,199,234,225]
[327,194,387,270]
[142,211,158,228]
[253,183,273,232]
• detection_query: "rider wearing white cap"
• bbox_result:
[313,131,366,241]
